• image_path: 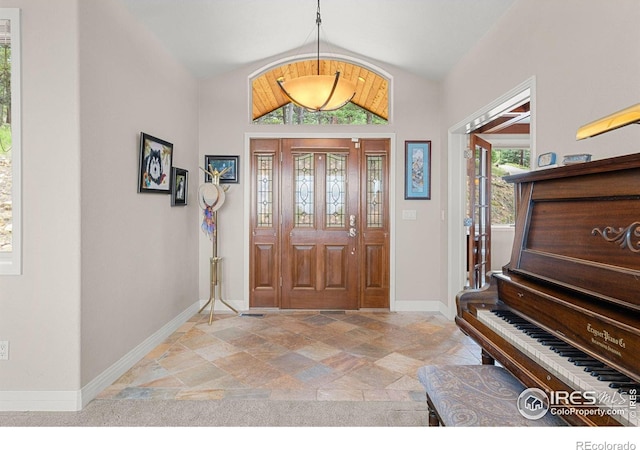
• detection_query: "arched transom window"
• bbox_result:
[252,59,389,124]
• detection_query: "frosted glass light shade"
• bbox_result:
[278,72,356,111]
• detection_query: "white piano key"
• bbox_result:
[476,309,638,426]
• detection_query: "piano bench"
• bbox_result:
[417,364,566,427]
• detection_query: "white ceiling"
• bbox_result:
[119,0,517,80]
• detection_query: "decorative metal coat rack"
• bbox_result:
[198,164,238,325]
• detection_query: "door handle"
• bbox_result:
[349,215,357,237]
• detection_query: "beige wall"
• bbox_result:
[0,0,199,410]
[78,0,199,387]
[444,0,640,158]
[0,0,83,400]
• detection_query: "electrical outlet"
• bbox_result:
[0,341,8,360]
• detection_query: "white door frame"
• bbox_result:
[243,132,397,312]
[446,77,536,319]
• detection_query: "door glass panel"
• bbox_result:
[294,153,314,227]
[325,153,346,228]
[256,154,273,227]
[366,155,384,228]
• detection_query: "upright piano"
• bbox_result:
[456,152,640,426]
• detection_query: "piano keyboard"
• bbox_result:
[476,308,639,426]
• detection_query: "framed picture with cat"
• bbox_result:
[138,132,174,194]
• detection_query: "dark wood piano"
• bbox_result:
[456,152,640,426]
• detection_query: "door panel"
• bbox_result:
[249,139,280,307]
[360,139,390,308]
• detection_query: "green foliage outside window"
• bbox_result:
[254,102,387,125]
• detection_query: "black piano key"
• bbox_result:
[598,374,632,382]
[568,356,598,362]
[550,344,573,351]
[539,339,563,345]
[610,383,640,394]
[558,350,588,357]
[589,368,620,377]
[571,359,603,367]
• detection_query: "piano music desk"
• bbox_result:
[417,364,566,426]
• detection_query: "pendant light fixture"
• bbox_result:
[277,0,356,112]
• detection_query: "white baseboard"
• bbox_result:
[392,299,453,319]
[0,301,200,412]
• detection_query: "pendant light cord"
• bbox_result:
[316,0,321,75]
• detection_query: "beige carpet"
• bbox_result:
[1,399,428,427]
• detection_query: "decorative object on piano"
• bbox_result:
[592,222,640,253]
[171,167,188,206]
[204,155,239,184]
[404,140,431,200]
[576,103,640,140]
[138,132,173,194]
[197,163,238,323]
[537,152,557,168]
[562,153,591,165]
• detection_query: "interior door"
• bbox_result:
[280,138,359,309]
[467,134,492,288]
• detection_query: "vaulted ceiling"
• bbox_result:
[118,0,518,81]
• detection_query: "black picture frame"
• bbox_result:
[171,167,188,206]
[404,140,431,200]
[138,132,173,194]
[204,155,239,184]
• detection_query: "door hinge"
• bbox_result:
[280,276,283,287]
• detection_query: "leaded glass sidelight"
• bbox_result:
[326,153,346,228]
[256,154,273,227]
[294,153,314,227]
[366,155,384,228]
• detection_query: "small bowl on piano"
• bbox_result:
[562,153,592,165]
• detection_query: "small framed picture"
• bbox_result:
[138,132,173,194]
[404,140,431,200]
[204,155,239,184]
[171,167,188,206]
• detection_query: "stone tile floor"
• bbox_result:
[97,310,482,402]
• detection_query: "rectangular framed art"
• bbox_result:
[204,155,239,184]
[138,132,173,194]
[171,167,188,206]
[404,140,431,200]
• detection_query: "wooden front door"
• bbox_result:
[249,138,389,310]
[281,139,358,309]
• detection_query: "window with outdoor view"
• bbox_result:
[0,9,21,275]
[491,148,531,226]
[251,60,389,125]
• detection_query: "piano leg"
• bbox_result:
[481,349,495,365]
[426,394,441,426]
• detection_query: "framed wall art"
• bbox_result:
[204,155,239,184]
[404,140,431,200]
[171,167,188,206]
[138,132,173,194]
